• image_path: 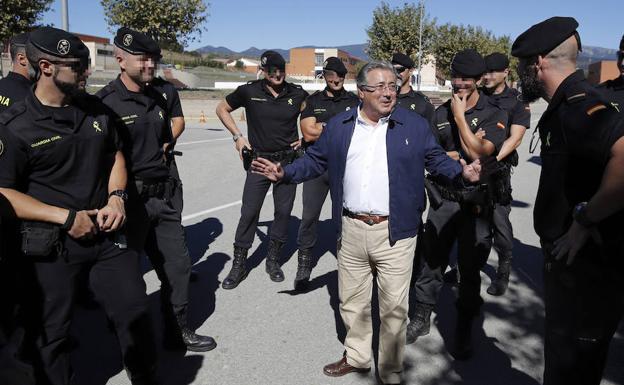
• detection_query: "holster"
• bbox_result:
[20,221,62,257]
[242,147,256,171]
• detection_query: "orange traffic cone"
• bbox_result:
[199,111,207,123]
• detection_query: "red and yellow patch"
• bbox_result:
[586,104,607,115]
[496,122,506,129]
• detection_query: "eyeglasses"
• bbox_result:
[360,83,399,93]
[45,57,90,73]
[394,66,408,73]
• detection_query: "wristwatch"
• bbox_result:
[232,133,244,142]
[109,189,128,202]
[572,201,595,228]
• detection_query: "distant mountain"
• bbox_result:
[578,46,618,69]
[194,43,615,69]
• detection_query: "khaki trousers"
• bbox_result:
[338,216,417,384]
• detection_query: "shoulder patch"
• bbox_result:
[497,122,506,129]
[566,93,586,103]
[586,104,607,116]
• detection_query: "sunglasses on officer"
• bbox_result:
[393,65,409,73]
[45,56,90,73]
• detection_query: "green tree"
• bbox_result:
[101,0,209,50]
[234,60,244,70]
[366,1,436,64]
[0,0,52,43]
[432,23,514,80]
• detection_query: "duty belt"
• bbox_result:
[134,177,173,199]
[255,149,298,164]
[343,208,389,226]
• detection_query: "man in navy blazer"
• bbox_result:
[252,61,481,384]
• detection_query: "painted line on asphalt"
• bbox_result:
[176,138,231,146]
[182,190,273,223]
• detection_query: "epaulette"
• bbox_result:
[0,102,26,126]
[95,83,116,99]
[289,82,304,90]
[415,91,430,103]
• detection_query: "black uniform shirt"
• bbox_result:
[396,88,435,129]
[0,90,121,211]
[151,77,184,118]
[226,79,308,152]
[97,76,173,180]
[597,75,624,107]
[300,88,359,124]
[433,91,508,159]
[534,70,624,242]
[0,72,32,114]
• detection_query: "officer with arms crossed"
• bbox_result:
[295,57,359,290]
[0,33,33,113]
[512,17,624,385]
[392,52,435,127]
[407,50,508,359]
[0,27,158,385]
[97,27,215,352]
[216,51,308,289]
[481,52,530,295]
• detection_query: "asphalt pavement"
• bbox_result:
[67,100,623,385]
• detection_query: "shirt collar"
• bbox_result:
[548,70,585,112]
[356,106,390,127]
[26,87,85,127]
[6,71,32,87]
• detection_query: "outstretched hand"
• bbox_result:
[460,158,481,183]
[251,157,284,182]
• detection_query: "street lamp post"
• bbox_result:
[417,0,424,91]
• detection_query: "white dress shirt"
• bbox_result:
[343,108,390,215]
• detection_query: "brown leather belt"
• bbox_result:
[342,208,389,226]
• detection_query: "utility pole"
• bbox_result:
[417,0,424,91]
[61,0,69,31]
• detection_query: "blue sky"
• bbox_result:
[42,0,623,51]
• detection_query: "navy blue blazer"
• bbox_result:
[283,106,462,241]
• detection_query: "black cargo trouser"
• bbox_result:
[23,235,156,385]
[413,198,493,313]
[542,240,624,385]
[126,177,191,314]
[297,171,330,251]
[234,171,297,249]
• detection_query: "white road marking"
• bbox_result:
[182,191,273,223]
[176,138,231,146]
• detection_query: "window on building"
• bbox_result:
[315,53,324,67]
[97,49,113,56]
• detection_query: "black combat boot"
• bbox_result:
[452,310,475,360]
[406,303,434,344]
[294,248,312,291]
[486,255,512,296]
[221,246,248,290]
[163,307,216,352]
[265,239,285,282]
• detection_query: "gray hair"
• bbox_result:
[356,60,402,89]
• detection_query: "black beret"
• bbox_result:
[323,57,347,77]
[114,27,161,58]
[260,50,285,71]
[391,52,415,68]
[9,32,29,47]
[28,27,89,59]
[451,49,486,77]
[485,52,510,71]
[620,34,624,51]
[511,16,579,58]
